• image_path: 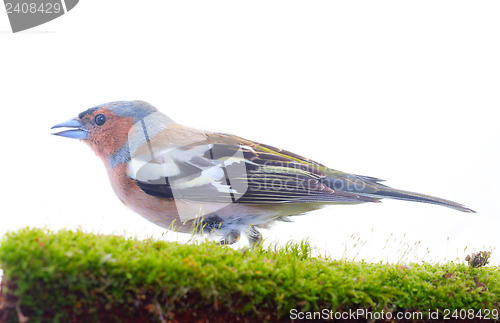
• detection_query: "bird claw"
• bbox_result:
[219,231,241,245]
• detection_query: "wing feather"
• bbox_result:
[130,133,378,204]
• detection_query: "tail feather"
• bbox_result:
[324,172,475,213]
[360,187,476,213]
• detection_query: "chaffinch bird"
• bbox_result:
[52,101,474,246]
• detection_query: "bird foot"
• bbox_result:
[219,230,241,245]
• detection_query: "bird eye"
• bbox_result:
[94,114,107,126]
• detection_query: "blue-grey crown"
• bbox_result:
[78,100,159,121]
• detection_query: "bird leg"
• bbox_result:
[248,227,263,248]
[219,230,241,245]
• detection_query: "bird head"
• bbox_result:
[52,100,173,165]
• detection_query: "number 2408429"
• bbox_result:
[5,2,62,14]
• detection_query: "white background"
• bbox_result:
[1,1,499,264]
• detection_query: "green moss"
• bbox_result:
[0,227,499,322]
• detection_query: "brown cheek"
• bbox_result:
[87,116,136,161]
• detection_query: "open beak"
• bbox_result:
[51,118,89,139]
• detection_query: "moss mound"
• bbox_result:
[0,228,499,322]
